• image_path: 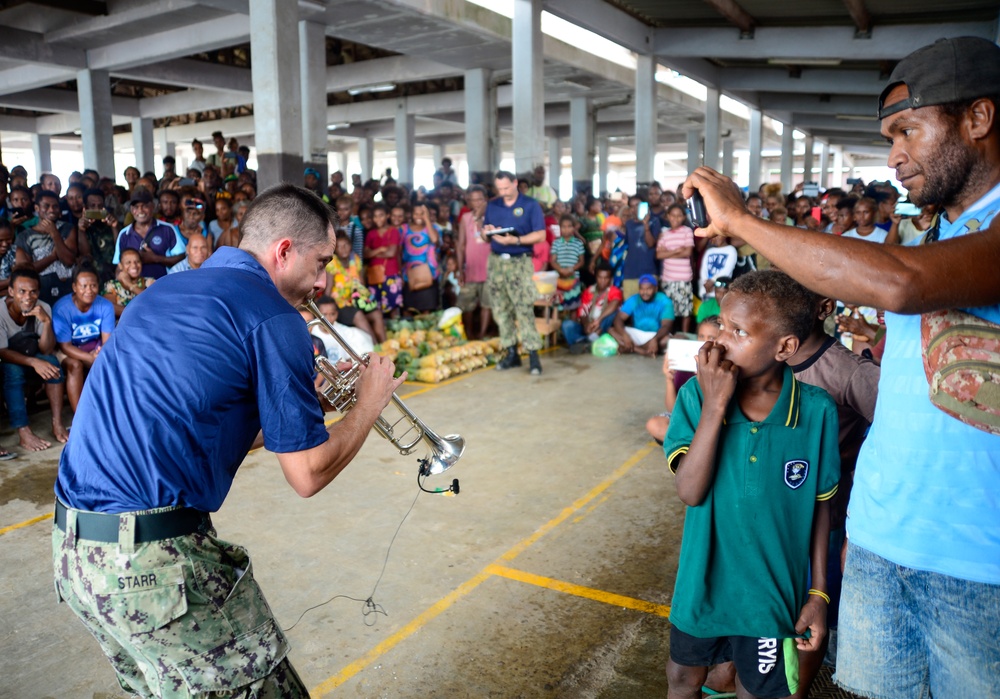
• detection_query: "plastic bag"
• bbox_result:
[591,333,618,357]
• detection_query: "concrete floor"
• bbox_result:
[0,349,689,698]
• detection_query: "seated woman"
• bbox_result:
[52,262,116,413]
[400,202,440,314]
[103,248,154,318]
[326,231,387,344]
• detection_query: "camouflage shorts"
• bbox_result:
[52,506,308,698]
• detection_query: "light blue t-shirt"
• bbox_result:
[52,295,116,352]
[849,182,1000,584]
[620,291,675,333]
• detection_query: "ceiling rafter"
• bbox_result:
[842,0,872,36]
[702,0,755,36]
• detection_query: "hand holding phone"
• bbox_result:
[687,190,708,229]
[894,200,922,217]
[637,201,649,220]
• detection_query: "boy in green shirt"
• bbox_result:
[665,270,840,699]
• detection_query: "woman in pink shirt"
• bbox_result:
[656,204,695,333]
[455,186,492,338]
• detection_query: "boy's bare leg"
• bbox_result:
[667,659,709,699]
[704,662,737,694]
[47,382,69,443]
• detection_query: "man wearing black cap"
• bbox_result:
[113,189,186,279]
[683,37,1000,698]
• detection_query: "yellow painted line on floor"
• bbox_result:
[0,512,53,537]
[310,569,494,695]
[311,441,658,697]
[497,442,656,563]
[486,564,671,618]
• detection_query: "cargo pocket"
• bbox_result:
[173,617,290,694]
[93,563,189,635]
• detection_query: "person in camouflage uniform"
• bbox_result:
[53,184,402,697]
[484,171,546,375]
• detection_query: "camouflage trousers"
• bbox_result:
[486,255,542,352]
[52,505,309,698]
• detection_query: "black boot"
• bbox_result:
[496,346,522,370]
[528,351,542,375]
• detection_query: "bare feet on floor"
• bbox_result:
[52,422,69,444]
[18,426,51,451]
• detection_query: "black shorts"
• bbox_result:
[669,626,800,699]
[337,306,360,326]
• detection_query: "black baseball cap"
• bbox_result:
[128,188,154,206]
[878,37,1000,119]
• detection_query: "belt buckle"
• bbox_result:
[500,253,511,260]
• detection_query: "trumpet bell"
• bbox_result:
[421,432,466,476]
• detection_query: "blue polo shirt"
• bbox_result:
[849,182,1000,584]
[620,292,674,332]
[55,247,329,513]
[484,193,545,256]
[621,217,661,280]
[113,219,186,279]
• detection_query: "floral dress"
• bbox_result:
[104,276,154,308]
[326,253,378,313]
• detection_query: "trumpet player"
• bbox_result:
[52,184,403,697]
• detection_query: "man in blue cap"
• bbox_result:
[683,36,1000,698]
[608,273,674,356]
[304,167,330,203]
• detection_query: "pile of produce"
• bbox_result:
[372,313,503,383]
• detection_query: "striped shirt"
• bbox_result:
[657,226,694,282]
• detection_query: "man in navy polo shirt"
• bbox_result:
[484,170,546,375]
[53,184,403,697]
[112,188,186,279]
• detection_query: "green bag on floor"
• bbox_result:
[591,333,618,357]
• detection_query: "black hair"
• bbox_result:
[558,214,576,225]
[666,203,686,216]
[467,184,487,198]
[594,261,613,275]
[9,184,31,199]
[66,182,86,194]
[727,270,818,342]
[494,170,516,182]
[315,295,337,308]
[162,155,176,165]
[35,189,59,204]
[9,265,40,287]
[699,315,720,329]
[72,259,100,285]
[836,196,858,212]
[0,218,12,231]
[158,189,180,201]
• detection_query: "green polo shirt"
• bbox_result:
[665,366,840,639]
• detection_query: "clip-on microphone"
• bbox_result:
[417,457,460,495]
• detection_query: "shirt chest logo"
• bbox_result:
[784,460,809,489]
[151,235,163,246]
[513,207,523,217]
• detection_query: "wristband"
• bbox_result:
[808,588,830,604]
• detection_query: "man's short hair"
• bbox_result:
[238,184,336,254]
[728,270,818,343]
[35,190,59,204]
[495,170,516,183]
[66,182,86,195]
[191,138,202,147]
[10,266,40,288]
[162,155,176,165]
[315,295,337,308]
[158,189,179,202]
[211,131,223,139]
[0,218,12,232]
[467,185,487,198]
[836,196,858,212]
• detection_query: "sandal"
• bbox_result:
[702,687,737,699]
[0,450,18,461]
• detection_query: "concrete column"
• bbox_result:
[597,136,609,196]
[780,124,794,193]
[157,128,176,175]
[358,137,374,182]
[464,67,495,185]
[300,20,328,186]
[512,0,544,174]
[77,69,115,177]
[802,135,815,185]
[131,117,155,175]
[570,96,594,195]
[31,134,51,176]
[635,53,657,186]
[721,139,735,178]
[832,147,844,189]
[748,108,763,192]
[432,145,445,172]
[250,0,303,192]
[686,128,701,175]
[818,142,830,189]
[548,136,562,198]
[703,88,721,170]
[394,99,415,189]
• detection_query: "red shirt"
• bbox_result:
[365,226,401,276]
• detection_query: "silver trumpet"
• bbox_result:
[301,297,465,477]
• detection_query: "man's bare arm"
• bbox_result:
[684,167,1000,314]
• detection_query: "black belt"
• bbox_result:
[55,500,212,543]
[491,252,530,258]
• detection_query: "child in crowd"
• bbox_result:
[656,204,695,333]
[326,231,386,344]
[645,316,719,444]
[364,203,403,318]
[698,235,737,305]
[441,253,460,309]
[842,197,888,244]
[609,274,674,356]
[665,270,840,699]
[562,263,623,353]
[550,214,586,310]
